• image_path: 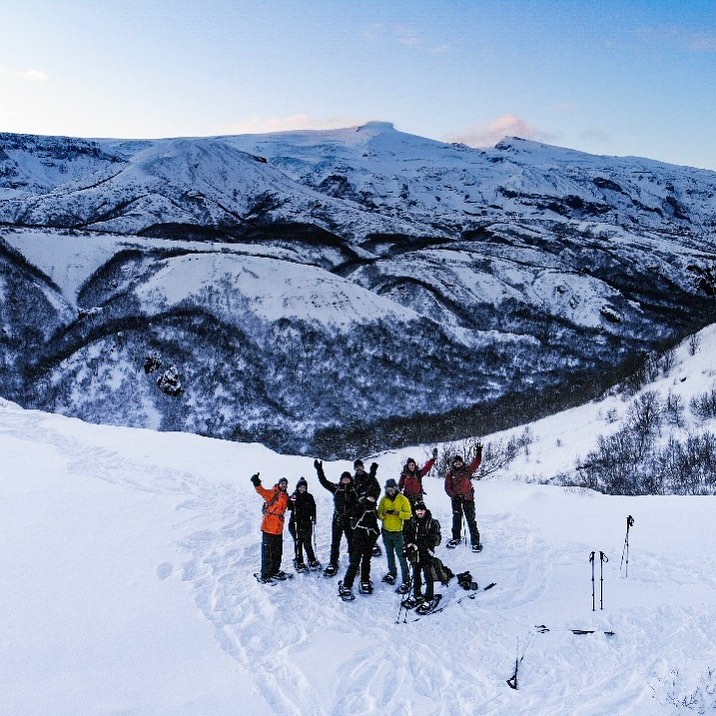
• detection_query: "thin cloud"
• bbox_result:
[448,114,555,147]
[637,25,716,53]
[0,67,48,82]
[225,114,365,135]
[363,23,449,54]
[395,25,422,47]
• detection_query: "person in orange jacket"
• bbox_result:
[251,473,291,583]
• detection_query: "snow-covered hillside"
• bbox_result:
[2,125,716,454]
[4,325,716,715]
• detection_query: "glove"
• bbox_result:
[314,459,322,470]
[370,462,379,476]
[476,443,483,458]
[404,543,418,563]
[250,473,261,487]
[432,447,438,459]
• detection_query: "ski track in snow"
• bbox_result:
[5,402,716,715]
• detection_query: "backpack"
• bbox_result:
[428,556,454,586]
[262,489,280,515]
[427,516,441,548]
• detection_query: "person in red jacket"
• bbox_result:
[251,473,291,583]
[398,448,438,506]
[443,447,483,552]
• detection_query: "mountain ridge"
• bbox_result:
[1,125,716,455]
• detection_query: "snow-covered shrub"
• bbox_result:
[157,365,182,396]
[690,385,716,422]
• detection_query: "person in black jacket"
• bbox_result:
[402,501,442,610]
[314,460,359,577]
[353,459,382,556]
[353,459,381,500]
[338,494,381,600]
[287,477,320,572]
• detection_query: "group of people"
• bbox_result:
[250,445,483,612]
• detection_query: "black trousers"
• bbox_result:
[261,531,283,579]
[451,497,480,545]
[289,522,317,564]
[411,553,435,599]
[343,535,378,589]
[329,515,353,566]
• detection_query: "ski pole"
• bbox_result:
[396,575,413,624]
[506,633,533,690]
[589,551,596,611]
[599,551,608,610]
[620,515,634,577]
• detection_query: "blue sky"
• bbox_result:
[2,0,715,169]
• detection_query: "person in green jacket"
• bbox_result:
[377,478,412,594]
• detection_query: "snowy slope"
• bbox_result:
[3,125,716,455]
[4,326,716,715]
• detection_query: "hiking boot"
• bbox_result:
[294,562,308,573]
[446,538,461,549]
[395,582,411,595]
[372,544,382,557]
[359,580,374,594]
[402,594,424,609]
[338,580,355,601]
[323,563,338,577]
[416,594,442,615]
[308,560,321,570]
[472,543,483,553]
[382,573,396,585]
[273,570,292,581]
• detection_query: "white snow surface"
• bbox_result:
[4,326,716,715]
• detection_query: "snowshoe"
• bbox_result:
[446,538,461,549]
[308,560,321,571]
[401,595,424,610]
[471,543,483,553]
[338,581,355,602]
[254,573,276,585]
[323,564,338,578]
[382,573,396,585]
[359,580,374,595]
[273,570,293,581]
[395,582,411,595]
[294,561,308,573]
[372,544,382,557]
[415,594,443,615]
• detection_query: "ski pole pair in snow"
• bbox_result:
[589,550,608,610]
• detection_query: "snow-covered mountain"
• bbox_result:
[2,124,716,454]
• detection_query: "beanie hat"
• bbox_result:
[278,477,288,486]
[340,471,352,481]
[413,500,427,511]
[296,477,308,489]
[385,478,398,489]
[452,455,464,464]
[353,459,364,469]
